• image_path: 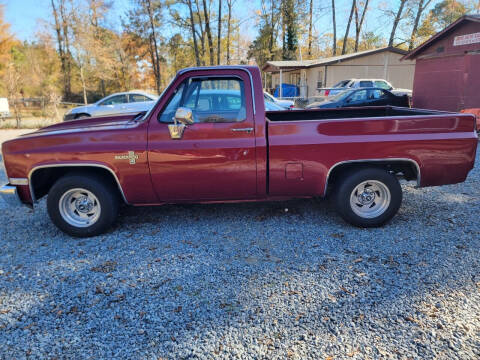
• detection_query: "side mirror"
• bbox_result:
[174,107,194,125]
[169,107,193,140]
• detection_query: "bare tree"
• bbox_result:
[50,0,72,99]
[186,0,201,65]
[342,0,355,54]
[5,63,21,128]
[202,0,215,65]
[217,0,222,65]
[144,0,162,93]
[353,0,369,52]
[226,0,233,64]
[388,0,407,47]
[331,0,336,55]
[307,0,313,57]
[409,0,433,50]
[195,0,206,63]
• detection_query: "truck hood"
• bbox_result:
[21,113,140,138]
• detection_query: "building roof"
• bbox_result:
[403,14,480,60]
[262,47,408,72]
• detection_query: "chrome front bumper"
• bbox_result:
[0,184,23,207]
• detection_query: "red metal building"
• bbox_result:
[403,15,480,112]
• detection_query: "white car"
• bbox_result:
[0,98,10,119]
[321,79,412,98]
[64,91,158,121]
[263,91,295,109]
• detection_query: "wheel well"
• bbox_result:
[30,166,125,203]
[75,113,90,119]
[325,160,420,196]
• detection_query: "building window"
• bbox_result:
[290,73,300,86]
[317,70,323,89]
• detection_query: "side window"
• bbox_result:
[369,89,387,99]
[158,77,246,123]
[359,81,373,87]
[374,81,391,90]
[349,90,368,102]
[100,95,128,105]
[130,94,151,103]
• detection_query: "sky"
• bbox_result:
[1,0,433,46]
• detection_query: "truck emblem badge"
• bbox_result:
[115,151,139,165]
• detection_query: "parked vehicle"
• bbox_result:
[306,88,409,109]
[1,66,477,237]
[320,79,412,98]
[0,98,10,119]
[264,91,295,109]
[63,91,158,121]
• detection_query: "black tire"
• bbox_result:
[47,174,119,237]
[333,167,402,227]
[74,113,91,120]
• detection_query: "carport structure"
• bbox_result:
[403,15,480,111]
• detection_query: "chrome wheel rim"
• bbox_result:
[59,188,101,227]
[349,180,391,219]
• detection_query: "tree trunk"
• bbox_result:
[342,0,355,55]
[195,0,206,64]
[187,0,201,66]
[331,0,336,55]
[80,65,88,104]
[217,0,222,65]
[409,0,432,50]
[226,0,232,64]
[388,0,407,47]
[202,0,215,65]
[59,0,72,98]
[308,0,313,57]
[354,0,368,52]
[145,0,161,93]
[281,0,286,58]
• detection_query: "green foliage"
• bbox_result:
[282,0,298,60]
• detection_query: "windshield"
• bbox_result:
[332,80,350,88]
[265,99,284,111]
[329,89,354,101]
[135,76,176,122]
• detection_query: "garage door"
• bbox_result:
[412,55,465,111]
[463,52,480,110]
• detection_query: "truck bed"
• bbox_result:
[266,106,478,197]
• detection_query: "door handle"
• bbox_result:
[231,127,254,133]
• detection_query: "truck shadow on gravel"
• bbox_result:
[0,182,479,358]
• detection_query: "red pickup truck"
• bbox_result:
[1,66,478,237]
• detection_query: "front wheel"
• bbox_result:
[333,168,402,227]
[47,174,119,237]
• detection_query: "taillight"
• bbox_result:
[325,90,330,96]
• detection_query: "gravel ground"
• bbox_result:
[1,131,479,359]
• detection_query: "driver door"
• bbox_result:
[147,71,257,202]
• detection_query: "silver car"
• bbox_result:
[63,91,158,121]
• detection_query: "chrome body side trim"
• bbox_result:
[28,164,129,204]
[9,178,29,186]
[324,158,421,197]
[0,184,24,207]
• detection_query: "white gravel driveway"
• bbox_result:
[0,130,479,359]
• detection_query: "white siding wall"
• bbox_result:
[268,51,415,98]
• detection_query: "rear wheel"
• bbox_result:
[47,174,119,237]
[333,168,402,227]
